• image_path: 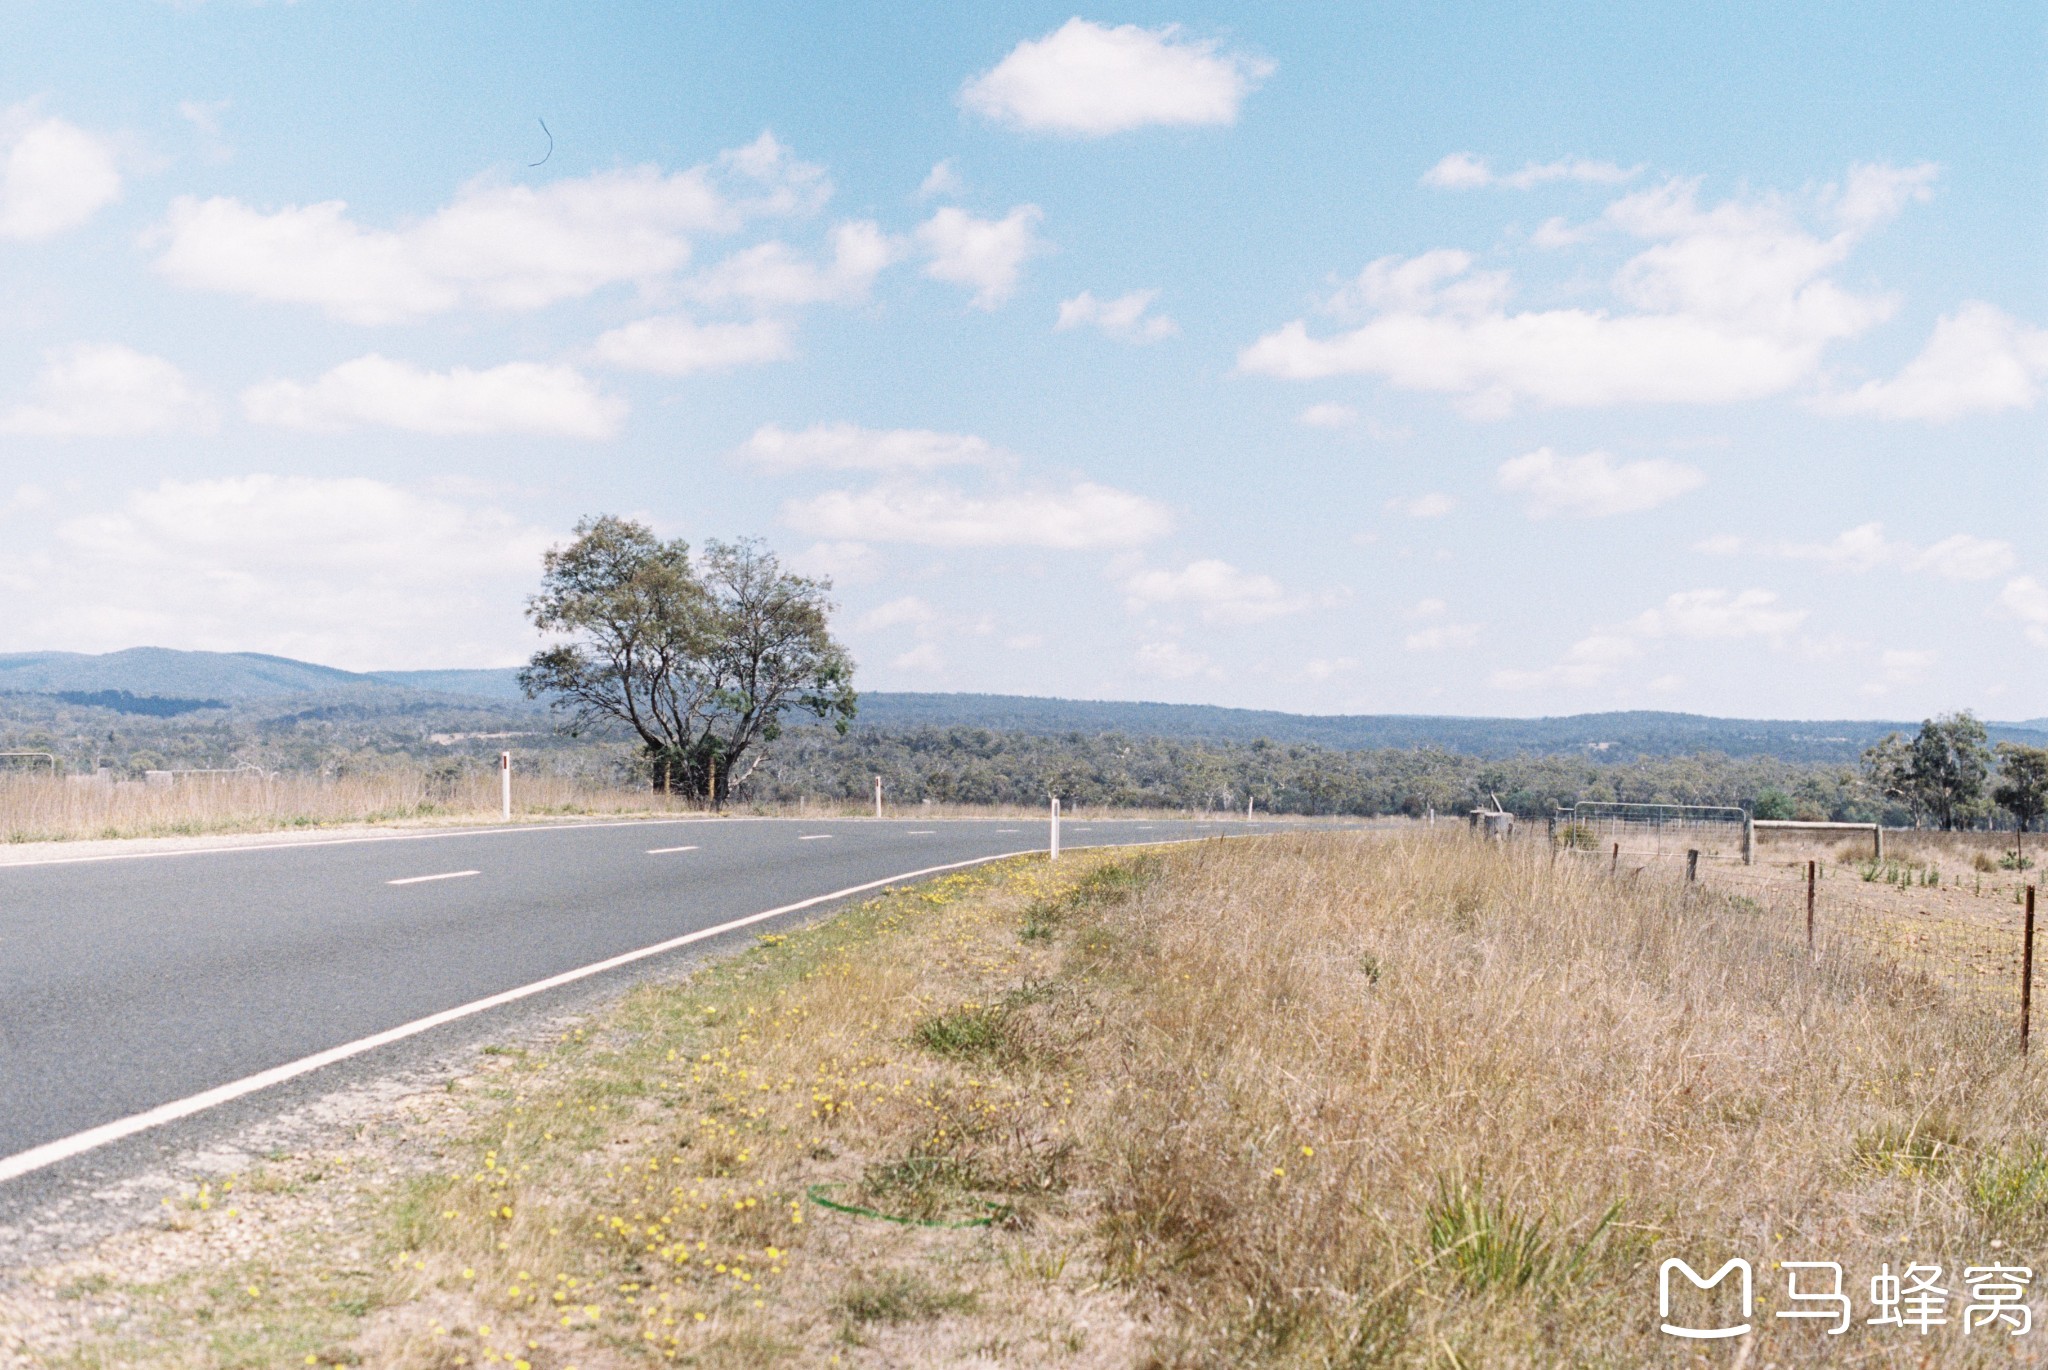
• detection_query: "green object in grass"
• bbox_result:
[805,1183,1008,1229]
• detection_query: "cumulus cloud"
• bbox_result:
[918,160,963,200]
[1298,402,1358,429]
[961,19,1271,136]
[0,344,215,437]
[1241,165,1931,413]
[0,109,121,240]
[1117,558,1306,624]
[916,205,1046,308]
[590,316,792,375]
[687,220,898,307]
[0,475,553,667]
[1385,492,1455,519]
[783,480,1169,549]
[1495,447,1704,517]
[739,422,999,473]
[1421,152,1638,190]
[1135,639,1213,679]
[1055,288,1176,342]
[151,132,824,324]
[2002,577,2048,646]
[1404,621,1480,652]
[242,354,623,438]
[1491,587,1803,689]
[1821,302,2048,421]
[1699,521,2015,581]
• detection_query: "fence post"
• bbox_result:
[2024,885,2037,1056]
[1742,814,1754,866]
[1610,841,1619,874]
[874,775,883,819]
[1049,794,1061,862]
[499,751,511,821]
[1874,826,1884,860]
[1687,849,1699,882]
[1806,859,1816,952]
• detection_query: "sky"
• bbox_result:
[0,2,2043,720]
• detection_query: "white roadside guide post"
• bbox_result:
[874,775,883,818]
[1049,795,1061,861]
[499,751,512,820]
[1247,794,1255,821]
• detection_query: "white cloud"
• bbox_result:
[1385,492,1455,519]
[961,19,1270,136]
[591,315,792,375]
[1420,152,1491,189]
[0,475,553,667]
[2002,577,2048,647]
[1495,447,1703,518]
[0,344,215,437]
[891,642,946,675]
[1135,639,1212,679]
[916,205,1046,309]
[687,220,898,307]
[0,109,121,240]
[784,480,1169,549]
[242,354,623,438]
[1823,302,2048,421]
[1700,521,2015,581]
[1422,152,1638,190]
[917,159,962,200]
[1404,622,1479,651]
[1118,558,1306,624]
[1242,166,1928,413]
[1055,288,1176,342]
[740,422,998,473]
[1298,402,1358,429]
[151,132,824,324]
[858,595,938,631]
[1633,588,1804,640]
[785,539,880,586]
[1491,587,1803,690]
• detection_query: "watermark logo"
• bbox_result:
[1659,1257,2034,1341]
[1659,1258,1752,1340]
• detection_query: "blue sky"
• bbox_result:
[1,2,2042,719]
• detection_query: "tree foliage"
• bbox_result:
[1863,711,1993,830]
[1994,743,2048,850]
[519,517,855,798]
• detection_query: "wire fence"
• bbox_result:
[1564,828,2040,1044]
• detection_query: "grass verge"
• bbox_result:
[7,832,2048,1367]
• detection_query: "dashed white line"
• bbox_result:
[0,848,1041,1187]
[995,828,1020,833]
[646,845,700,855]
[385,870,480,886]
[798,834,833,841]
[906,830,935,835]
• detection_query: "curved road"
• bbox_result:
[0,815,1275,1187]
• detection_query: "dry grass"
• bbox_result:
[13,831,2048,1366]
[0,773,1203,845]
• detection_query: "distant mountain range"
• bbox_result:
[5,647,2046,762]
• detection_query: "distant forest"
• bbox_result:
[0,685,1923,824]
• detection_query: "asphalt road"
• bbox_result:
[0,815,1272,1178]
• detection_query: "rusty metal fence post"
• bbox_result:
[1686,849,1699,882]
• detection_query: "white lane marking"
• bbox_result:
[385,870,480,886]
[0,848,1043,1186]
[646,845,700,855]
[906,830,935,835]
[2,816,730,869]
[798,834,833,841]
[995,828,1020,832]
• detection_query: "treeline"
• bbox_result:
[741,725,1879,820]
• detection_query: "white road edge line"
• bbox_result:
[645,846,700,855]
[0,847,1051,1186]
[386,870,481,886]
